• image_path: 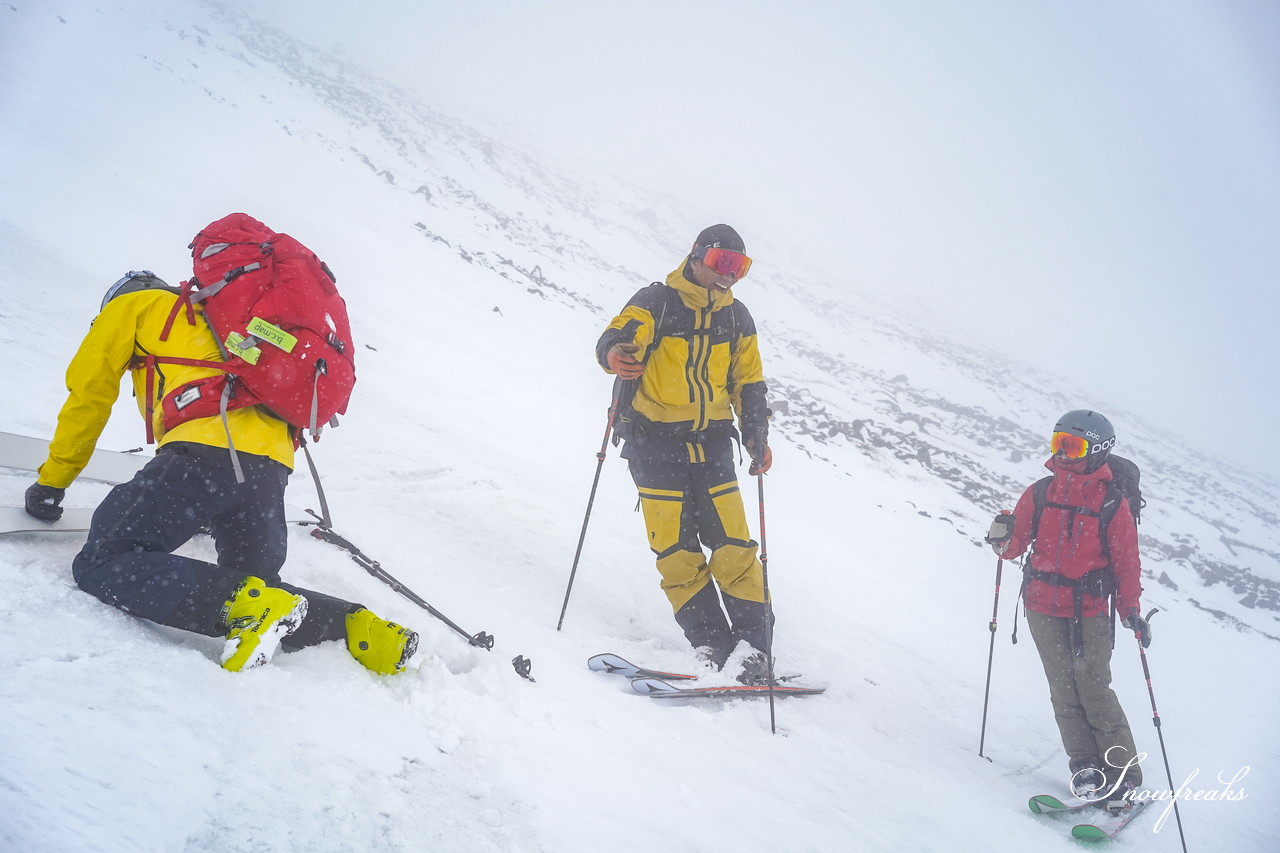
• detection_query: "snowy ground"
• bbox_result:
[1,2,1276,851]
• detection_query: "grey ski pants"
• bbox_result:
[1027,610,1143,785]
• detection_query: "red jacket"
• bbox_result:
[1000,457,1142,619]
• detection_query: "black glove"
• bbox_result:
[985,512,1015,553]
[24,482,66,522]
[1122,612,1152,648]
[742,426,771,475]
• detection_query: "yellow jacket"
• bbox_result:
[596,266,769,446]
[39,289,295,488]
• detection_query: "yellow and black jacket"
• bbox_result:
[595,265,769,462]
[38,289,295,489]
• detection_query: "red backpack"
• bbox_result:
[139,213,356,456]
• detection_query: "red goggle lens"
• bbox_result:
[694,245,752,279]
[1050,431,1090,459]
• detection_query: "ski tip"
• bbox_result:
[1070,824,1109,840]
[1070,801,1147,839]
[587,653,622,671]
[1028,794,1070,813]
[587,653,699,681]
[629,677,683,696]
[587,652,639,676]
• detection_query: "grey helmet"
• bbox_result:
[101,270,179,310]
[1053,409,1116,470]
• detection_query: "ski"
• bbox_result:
[0,506,99,536]
[629,676,825,699]
[587,652,808,684]
[0,431,152,484]
[1028,794,1096,815]
[587,653,698,680]
[1030,793,1149,840]
[1071,801,1148,840]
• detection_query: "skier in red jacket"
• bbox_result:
[986,410,1149,808]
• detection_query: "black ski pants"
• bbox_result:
[627,454,771,660]
[72,442,358,648]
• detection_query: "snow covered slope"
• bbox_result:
[0,1,1274,850]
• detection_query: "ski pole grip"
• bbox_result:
[511,655,535,681]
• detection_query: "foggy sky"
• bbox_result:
[244,0,1279,478]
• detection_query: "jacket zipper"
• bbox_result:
[691,305,715,430]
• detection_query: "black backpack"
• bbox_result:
[1103,454,1146,524]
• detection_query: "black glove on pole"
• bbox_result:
[1122,611,1152,648]
[986,512,1015,554]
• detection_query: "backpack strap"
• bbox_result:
[217,378,245,483]
[309,358,331,436]
[1021,565,1115,656]
[1098,479,1122,557]
[132,353,228,443]
[633,283,743,363]
[160,280,200,341]
[609,284,670,448]
[1024,475,1121,656]
[1029,475,1053,540]
[728,299,742,359]
[655,283,672,340]
[1098,478,1122,648]
[130,351,251,483]
[188,259,264,303]
[1011,555,1028,646]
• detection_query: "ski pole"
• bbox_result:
[756,470,778,735]
[308,521,535,681]
[556,377,623,631]
[978,555,1003,760]
[1135,608,1188,852]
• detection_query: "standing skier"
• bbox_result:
[24,267,418,674]
[596,224,773,681]
[987,410,1148,806]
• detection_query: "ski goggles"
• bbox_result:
[1049,431,1090,459]
[691,244,752,280]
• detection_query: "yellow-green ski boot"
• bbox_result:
[346,608,419,675]
[221,576,309,672]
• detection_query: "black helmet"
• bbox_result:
[1053,409,1116,471]
[100,270,178,310]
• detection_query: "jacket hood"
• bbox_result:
[666,265,735,311]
